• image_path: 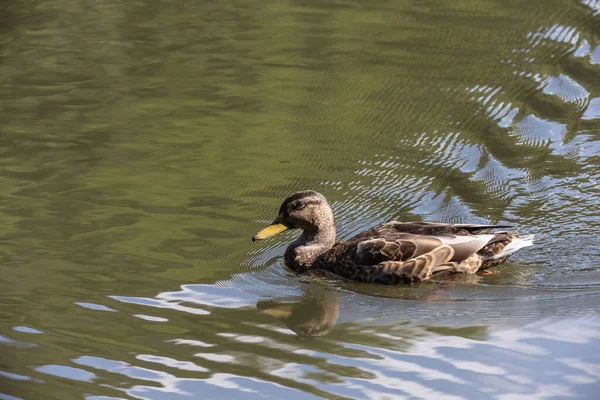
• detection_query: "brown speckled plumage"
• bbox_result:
[253,191,533,284]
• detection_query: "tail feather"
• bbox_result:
[485,235,535,260]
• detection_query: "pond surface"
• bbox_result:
[1,0,600,399]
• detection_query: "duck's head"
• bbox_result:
[252,190,334,241]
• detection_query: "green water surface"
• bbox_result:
[1,0,599,399]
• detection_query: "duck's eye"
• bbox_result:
[293,201,306,210]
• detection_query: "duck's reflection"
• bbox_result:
[255,269,504,338]
[257,286,340,338]
[254,273,475,338]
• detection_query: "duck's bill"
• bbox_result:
[252,221,289,241]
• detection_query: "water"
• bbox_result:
[1,0,600,398]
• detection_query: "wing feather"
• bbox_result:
[371,245,455,284]
[356,239,417,264]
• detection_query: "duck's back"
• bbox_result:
[313,221,523,283]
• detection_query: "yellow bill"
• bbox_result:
[252,215,289,241]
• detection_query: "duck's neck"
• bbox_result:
[285,225,336,273]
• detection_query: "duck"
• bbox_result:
[252,190,534,284]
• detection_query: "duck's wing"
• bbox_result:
[355,238,418,265]
[371,245,456,283]
[372,221,513,236]
[352,221,507,264]
[330,241,457,284]
[355,233,494,264]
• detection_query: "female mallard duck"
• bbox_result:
[252,190,534,284]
